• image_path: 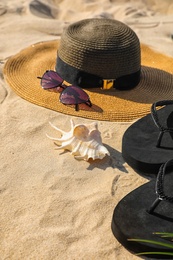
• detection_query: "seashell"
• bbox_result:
[46,119,110,161]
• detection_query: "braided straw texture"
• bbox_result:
[3,40,173,122]
[58,18,141,79]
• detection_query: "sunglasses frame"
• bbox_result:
[37,70,92,111]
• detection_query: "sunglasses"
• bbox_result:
[37,70,92,111]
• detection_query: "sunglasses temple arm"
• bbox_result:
[75,104,79,111]
[86,100,92,107]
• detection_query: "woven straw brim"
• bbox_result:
[3,40,173,122]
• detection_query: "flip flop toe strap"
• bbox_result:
[151,100,173,147]
[148,159,173,214]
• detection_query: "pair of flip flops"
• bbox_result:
[111,100,173,258]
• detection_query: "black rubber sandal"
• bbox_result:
[122,100,173,176]
[111,159,173,259]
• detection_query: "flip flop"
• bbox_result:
[122,100,173,176]
[111,159,173,259]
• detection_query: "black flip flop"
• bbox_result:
[111,159,173,259]
[122,100,173,176]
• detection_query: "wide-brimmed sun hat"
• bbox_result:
[3,18,173,121]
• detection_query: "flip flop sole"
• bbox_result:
[122,105,173,175]
[111,170,173,258]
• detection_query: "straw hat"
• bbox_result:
[3,18,173,121]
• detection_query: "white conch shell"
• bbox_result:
[46,119,110,161]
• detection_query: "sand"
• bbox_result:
[0,0,173,259]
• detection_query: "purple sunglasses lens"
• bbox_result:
[40,70,63,89]
[60,85,90,105]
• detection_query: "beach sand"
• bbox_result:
[0,1,173,259]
